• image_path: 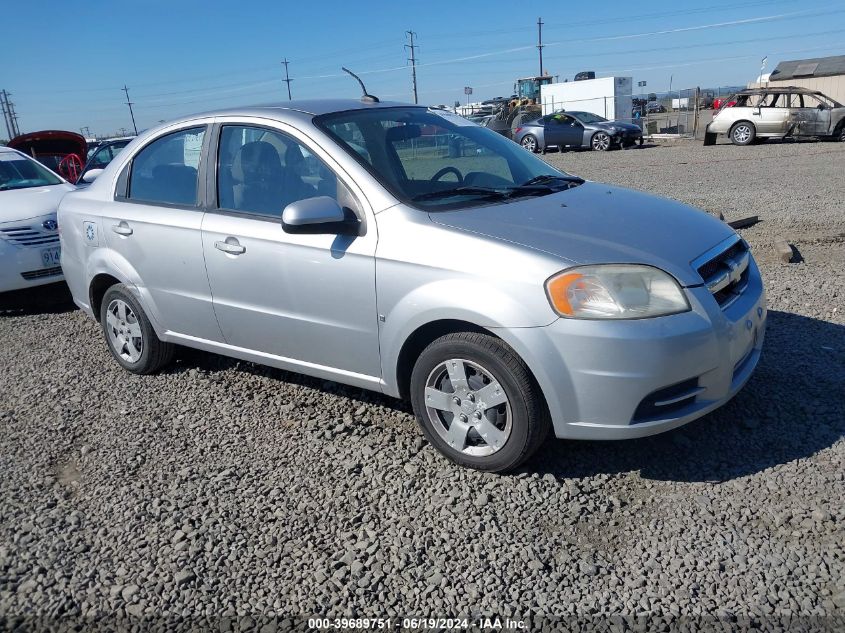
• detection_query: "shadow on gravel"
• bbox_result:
[0,282,76,316]
[156,310,843,483]
[530,310,845,483]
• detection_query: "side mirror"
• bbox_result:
[282,196,359,235]
[81,168,104,184]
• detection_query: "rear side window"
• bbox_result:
[128,127,205,206]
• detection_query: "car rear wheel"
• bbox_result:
[100,284,174,375]
[836,123,845,142]
[520,134,539,153]
[409,332,550,473]
[730,122,756,145]
[591,131,612,151]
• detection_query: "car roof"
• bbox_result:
[199,98,419,119]
[736,86,824,96]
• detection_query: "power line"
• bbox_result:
[281,58,293,100]
[122,85,138,135]
[405,30,419,104]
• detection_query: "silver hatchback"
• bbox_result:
[59,99,766,472]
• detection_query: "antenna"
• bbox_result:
[342,67,379,103]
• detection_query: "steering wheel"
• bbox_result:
[430,166,464,183]
[58,154,84,182]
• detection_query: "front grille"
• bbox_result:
[21,266,62,280]
[0,225,60,247]
[696,238,750,309]
[632,377,704,423]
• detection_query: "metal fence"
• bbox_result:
[540,85,747,139]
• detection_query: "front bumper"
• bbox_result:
[500,257,766,440]
[0,217,64,294]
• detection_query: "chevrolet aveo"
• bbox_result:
[58,99,766,472]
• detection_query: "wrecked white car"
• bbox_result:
[704,86,845,145]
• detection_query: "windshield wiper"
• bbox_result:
[519,174,584,187]
[412,186,510,202]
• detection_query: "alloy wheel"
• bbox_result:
[423,358,512,457]
[733,124,752,144]
[592,132,611,151]
[521,136,537,152]
[105,299,143,363]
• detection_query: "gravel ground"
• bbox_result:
[1,140,844,631]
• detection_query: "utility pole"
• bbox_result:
[1,90,20,138]
[0,90,13,139]
[281,58,293,100]
[122,85,138,135]
[405,30,419,104]
[537,17,544,76]
[8,99,19,137]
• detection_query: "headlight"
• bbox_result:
[545,264,690,319]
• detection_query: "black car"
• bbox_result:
[76,138,133,185]
[513,111,643,152]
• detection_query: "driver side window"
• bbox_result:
[216,125,338,219]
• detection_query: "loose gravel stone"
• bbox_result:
[0,140,843,626]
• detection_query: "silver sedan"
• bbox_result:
[58,99,765,472]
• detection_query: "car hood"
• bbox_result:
[428,182,736,286]
[0,184,75,224]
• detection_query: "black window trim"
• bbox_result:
[205,120,365,228]
[114,124,211,210]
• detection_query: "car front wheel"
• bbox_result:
[100,284,174,374]
[520,134,539,153]
[591,131,612,151]
[409,332,550,472]
[730,122,756,145]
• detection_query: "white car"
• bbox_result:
[0,146,74,295]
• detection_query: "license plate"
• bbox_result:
[41,246,61,268]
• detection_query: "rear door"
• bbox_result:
[755,92,789,135]
[200,119,381,378]
[100,123,222,340]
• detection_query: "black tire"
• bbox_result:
[100,284,174,375]
[835,122,845,142]
[730,121,756,146]
[409,332,550,473]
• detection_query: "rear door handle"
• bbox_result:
[214,238,246,255]
[112,221,133,236]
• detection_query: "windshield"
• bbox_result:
[570,112,608,124]
[316,107,576,209]
[0,151,63,191]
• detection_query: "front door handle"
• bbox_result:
[214,238,246,255]
[112,221,133,236]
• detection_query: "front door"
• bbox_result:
[544,114,584,148]
[101,124,222,341]
[201,122,381,380]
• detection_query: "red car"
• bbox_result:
[8,130,87,182]
[712,97,737,111]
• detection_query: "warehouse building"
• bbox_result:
[757,54,845,104]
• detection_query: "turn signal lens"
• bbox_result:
[545,265,690,319]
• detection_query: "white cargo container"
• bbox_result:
[540,77,633,121]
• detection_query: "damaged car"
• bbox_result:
[704,86,845,145]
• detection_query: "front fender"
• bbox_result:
[379,278,556,396]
